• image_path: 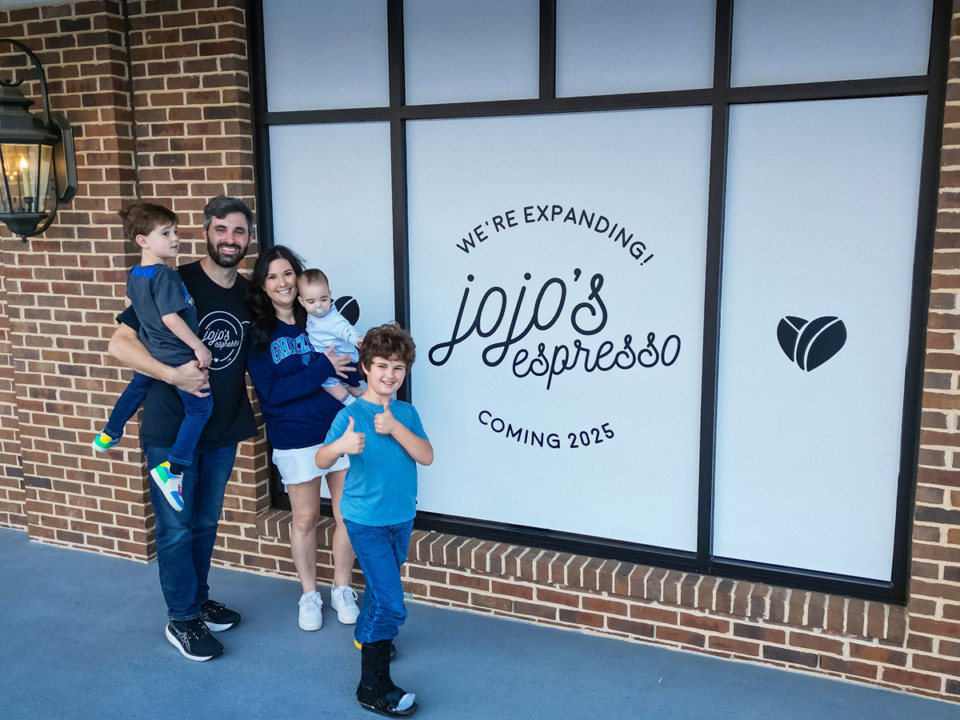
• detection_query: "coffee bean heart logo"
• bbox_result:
[777,316,846,371]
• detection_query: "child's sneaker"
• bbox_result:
[331,584,361,624]
[150,461,184,512]
[91,431,120,453]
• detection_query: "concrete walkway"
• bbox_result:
[1,526,957,720]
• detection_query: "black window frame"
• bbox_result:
[246,0,952,604]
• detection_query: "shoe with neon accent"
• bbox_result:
[150,461,184,512]
[331,585,361,624]
[91,431,120,452]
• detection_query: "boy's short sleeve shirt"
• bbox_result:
[126,264,198,366]
[325,397,428,526]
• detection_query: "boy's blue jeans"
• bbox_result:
[143,442,237,621]
[104,373,212,470]
[344,518,414,644]
[168,389,214,468]
[103,372,152,440]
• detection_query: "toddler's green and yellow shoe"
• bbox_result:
[150,461,184,512]
[91,431,120,453]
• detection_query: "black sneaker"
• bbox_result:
[165,618,224,661]
[201,600,241,632]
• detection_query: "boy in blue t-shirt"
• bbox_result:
[317,323,433,718]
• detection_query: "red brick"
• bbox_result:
[536,587,579,608]
[656,626,706,648]
[608,617,655,638]
[680,612,730,634]
[881,667,944,692]
[514,601,557,621]
[491,580,533,600]
[820,656,879,680]
[708,636,761,657]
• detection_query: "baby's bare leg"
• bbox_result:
[323,383,349,402]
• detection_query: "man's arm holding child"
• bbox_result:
[374,403,434,466]
[161,312,213,369]
[109,322,209,397]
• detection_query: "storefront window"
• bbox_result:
[252,0,948,601]
[556,0,716,96]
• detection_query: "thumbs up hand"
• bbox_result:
[341,416,365,455]
[374,402,397,436]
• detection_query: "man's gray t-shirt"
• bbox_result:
[126,263,198,366]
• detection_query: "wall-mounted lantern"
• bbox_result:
[0,38,77,242]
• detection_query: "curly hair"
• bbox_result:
[359,323,417,374]
[119,202,178,242]
[246,245,306,354]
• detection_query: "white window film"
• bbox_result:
[403,0,539,105]
[556,0,716,97]
[714,96,926,580]
[731,0,933,87]
[262,0,389,112]
[268,123,396,340]
[407,108,711,550]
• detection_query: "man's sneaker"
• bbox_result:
[91,431,120,453]
[331,584,360,624]
[201,599,241,632]
[165,618,223,661]
[150,461,184,512]
[299,590,323,631]
[354,638,398,660]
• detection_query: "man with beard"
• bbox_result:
[108,196,258,661]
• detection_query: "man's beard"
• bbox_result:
[206,237,248,268]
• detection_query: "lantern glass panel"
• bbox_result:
[37,144,52,213]
[0,142,43,213]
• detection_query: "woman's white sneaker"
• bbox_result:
[298,590,323,631]
[331,585,360,624]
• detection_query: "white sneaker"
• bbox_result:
[330,585,360,624]
[298,590,323,631]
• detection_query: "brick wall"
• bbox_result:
[0,0,265,556]
[0,0,957,705]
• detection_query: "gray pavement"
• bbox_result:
[1,526,958,720]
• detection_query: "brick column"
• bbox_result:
[0,1,144,555]
[124,0,269,566]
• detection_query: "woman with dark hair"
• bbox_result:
[246,245,363,631]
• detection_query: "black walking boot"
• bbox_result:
[357,639,419,717]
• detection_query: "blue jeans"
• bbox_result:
[344,519,414,645]
[144,442,237,621]
[168,389,214,468]
[103,372,152,440]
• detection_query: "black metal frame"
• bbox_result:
[246,0,952,604]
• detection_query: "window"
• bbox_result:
[248,0,950,602]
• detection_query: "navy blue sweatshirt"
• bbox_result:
[246,320,346,450]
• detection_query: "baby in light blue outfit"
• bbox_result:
[298,268,364,405]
